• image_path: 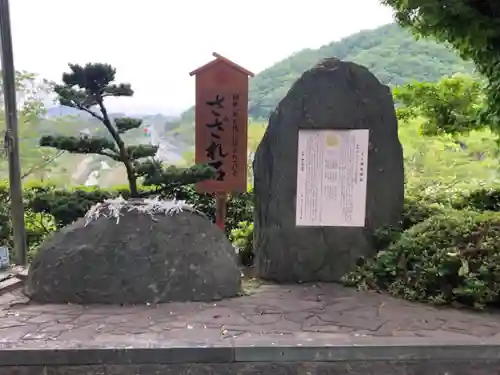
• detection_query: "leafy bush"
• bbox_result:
[28,185,132,228]
[159,186,254,235]
[0,184,10,247]
[372,191,446,250]
[230,221,254,266]
[344,209,500,309]
[24,211,56,259]
[0,182,55,260]
[452,185,500,212]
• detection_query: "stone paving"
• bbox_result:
[1,281,500,349]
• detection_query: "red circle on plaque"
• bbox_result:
[215,68,230,84]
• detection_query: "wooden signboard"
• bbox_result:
[190,53,254,231]
[190,53,254,193]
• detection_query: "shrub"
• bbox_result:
[372,192,446,250]
[24,211,56,260]
[453,185,500,211]
[230,221,254,266]
[0,184,10,247]
[0,182,55,260]
[159,186,254,235]
[27,185,130,228]
[344,209,500,309]
[402,192,447,228]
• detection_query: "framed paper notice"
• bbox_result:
[295,129,369,227]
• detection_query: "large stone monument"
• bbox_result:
[253,58,404,283]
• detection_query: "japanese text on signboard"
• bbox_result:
[202,92,243,185]
[204,94,228,181]
[231,93,239,177]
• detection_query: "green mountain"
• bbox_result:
[182,23,474,121]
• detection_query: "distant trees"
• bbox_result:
[0,71,59,180]
[382,0,500,130]
[393,75,486,136]
[393,74,497,185]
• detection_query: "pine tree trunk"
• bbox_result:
[126,165,139,198]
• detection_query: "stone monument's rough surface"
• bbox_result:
[253,58,404,283]
[24,201,241,304]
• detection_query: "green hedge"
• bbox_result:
[452,185,500,211]
[27,184,254,235]
[344,209,500,309]
[0,182,254,259]
[344,184,500,309]
[372,192,447,251]
[28,185,140,228]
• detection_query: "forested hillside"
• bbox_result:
[182,23,474,121]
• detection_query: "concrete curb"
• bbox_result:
[1,342,500,366]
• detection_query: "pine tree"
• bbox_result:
[40,63,214,196]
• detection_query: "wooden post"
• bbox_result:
[215,192,228,232]
[190,53,254,232]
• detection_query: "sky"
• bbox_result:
[9,0,394,115]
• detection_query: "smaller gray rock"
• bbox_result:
[24,201,241,304]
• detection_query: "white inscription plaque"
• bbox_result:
[295,129,369,227]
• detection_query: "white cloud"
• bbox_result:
[9,0,394,114]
